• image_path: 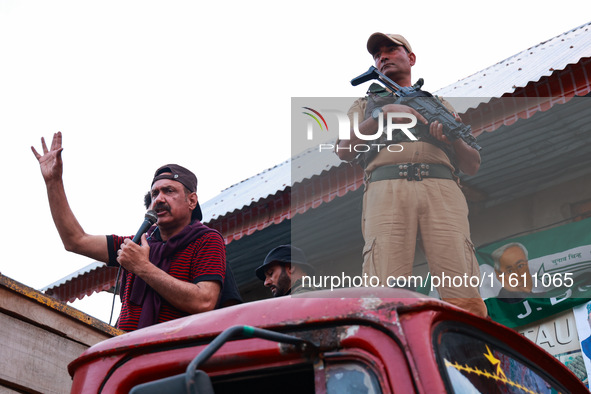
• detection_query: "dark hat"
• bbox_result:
[366,33,413,56]
[255,245,315,281]
[152,164,203,221]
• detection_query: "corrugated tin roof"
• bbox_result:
[436,22,591,110]
[465,96,591,206]
[201,159,290,222]
[42,262,118,302]
[42,262,104,291]
[201,145,343,222]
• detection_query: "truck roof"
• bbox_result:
[69,287,447,370]
[68,287,587,393]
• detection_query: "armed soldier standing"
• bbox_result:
[336,33,487,317]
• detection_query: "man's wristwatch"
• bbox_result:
[371,107,383,121]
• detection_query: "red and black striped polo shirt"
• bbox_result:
[107,230,225,331]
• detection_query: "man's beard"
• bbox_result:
[273,269,292,297]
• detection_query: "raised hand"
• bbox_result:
[31,131,64,183]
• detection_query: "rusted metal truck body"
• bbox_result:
[68,288,586,393]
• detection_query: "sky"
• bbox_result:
[1,0,590,323]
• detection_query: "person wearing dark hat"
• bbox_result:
[32,132,227,331]
[335,33,486,318]
[255,245,316,297]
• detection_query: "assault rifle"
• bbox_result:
[351,66,481,151]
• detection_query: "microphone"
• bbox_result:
[132,210,158,244]
[109,209,158,325]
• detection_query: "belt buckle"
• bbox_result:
[406,163,422,181]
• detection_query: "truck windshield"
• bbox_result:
[212,364,315,393]
[211,360,382,394]
[437,330,563,393]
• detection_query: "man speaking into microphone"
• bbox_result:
[32,132,227,331]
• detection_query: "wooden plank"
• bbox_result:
[0,287,114,347]
[0,275,123,344]
[0,313,88,394]
[0,274,124,393]
[0,384,22,394]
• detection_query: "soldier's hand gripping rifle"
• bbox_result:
[351,66,482,151]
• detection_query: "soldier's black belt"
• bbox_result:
[367,163,454,182]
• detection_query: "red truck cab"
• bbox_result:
[68,288,585,393]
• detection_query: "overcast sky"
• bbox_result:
[1,0,590,323]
